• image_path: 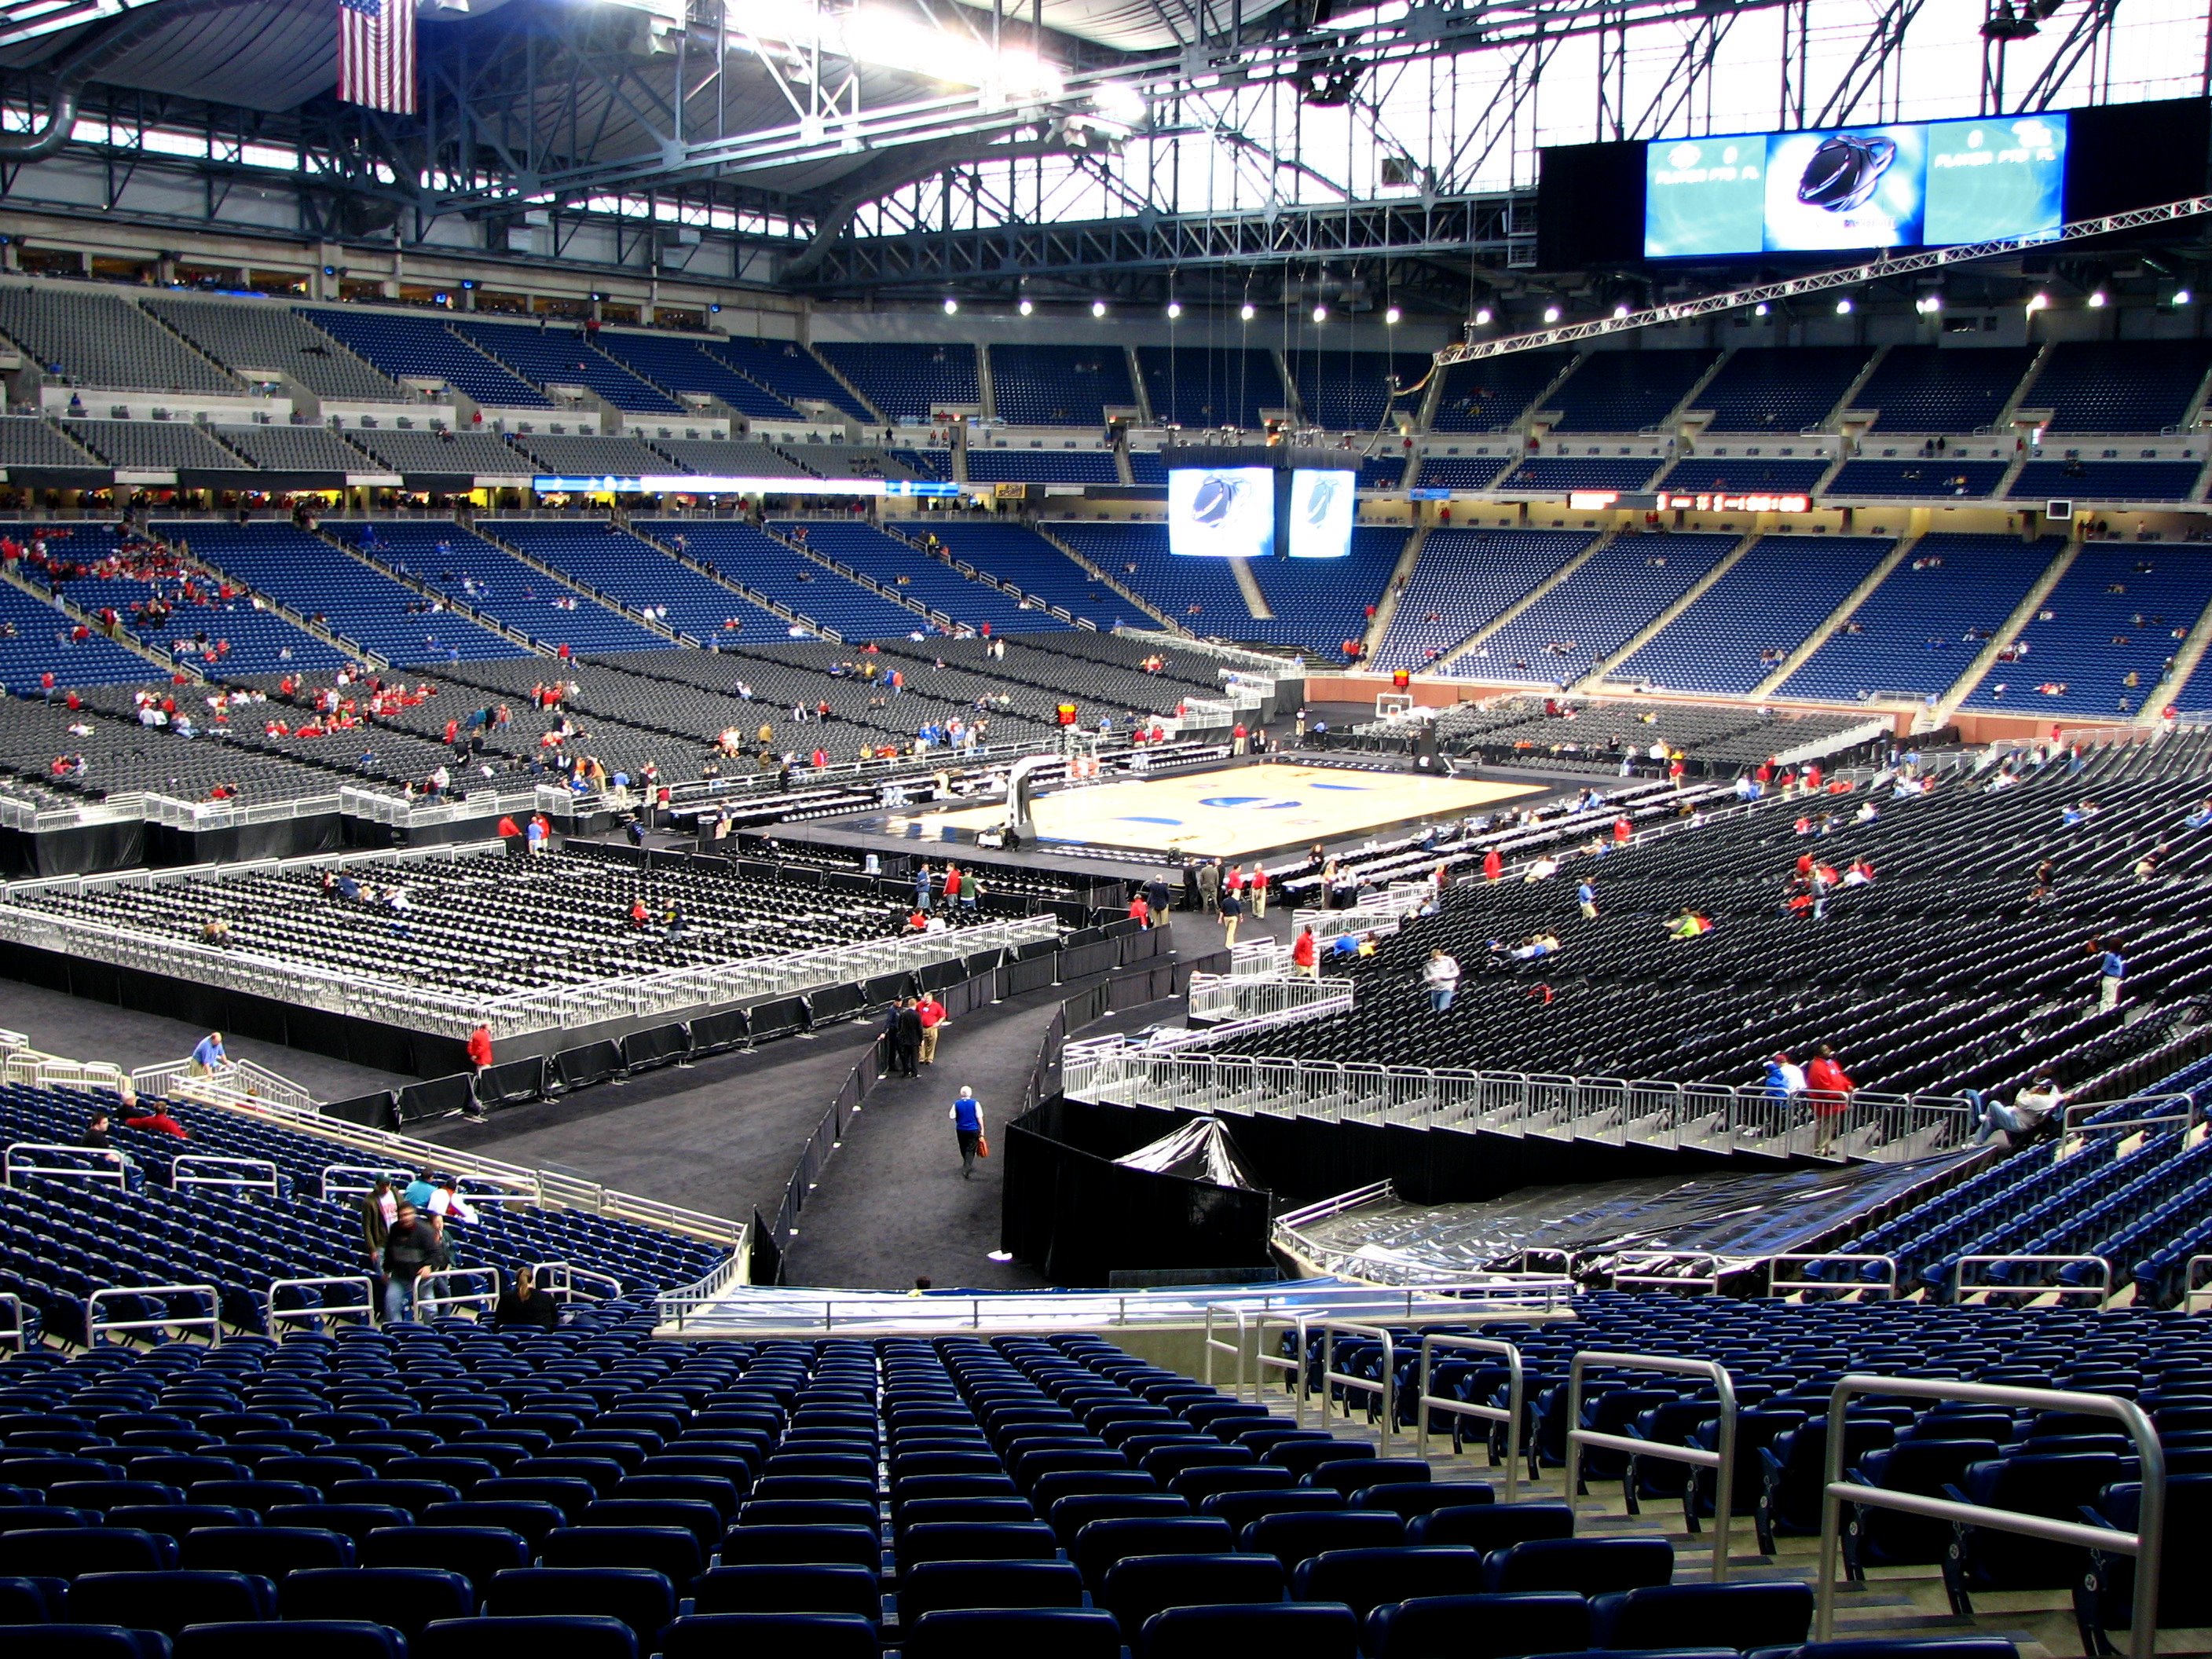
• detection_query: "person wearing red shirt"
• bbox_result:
[915,994,947,1066]
[943,866,963,905]
[465,1025,494,1073]
[1291,927,1318,978]
[1482,848,1503,882]
[1613,815,1633,844]
[1805,1045,1855,1152]
[1249,866,1269,918]
[1128,893,1151,929]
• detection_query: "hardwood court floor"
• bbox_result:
[918,762,1543,857]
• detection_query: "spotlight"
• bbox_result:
[1612,303,1631,319]
[2027,291,2049,313]
[2178,289,2194,306]
[1166,301,1182,320]
[709,302,721,313]
[1754,302,1769,317]
[1092,300,1108,318]
[460,279,477,290]
[1543,305,1561,324]
[1385,306,1401,325]
[1313,304,1328,324]
[1836,297,1853,314]
[1019,298,1034,316]
[2088,290,2108,308]
[1240,302,1256,321]
[943,297,958,315]
[1474,307,1492,326]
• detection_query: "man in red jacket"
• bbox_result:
[1292,927,1318,979]
[1806,1045,1854,1152]
[916,994,947,1066]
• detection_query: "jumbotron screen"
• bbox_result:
[1287,469,1356,559]
[1168,467,1276,558]
[1643,112,2067,258]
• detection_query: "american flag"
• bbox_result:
[338,0,416,115]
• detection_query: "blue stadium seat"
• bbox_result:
[416,1617,636,1659]
[65,1571,276,1635]
[279,1567,476,1635]
[172,1625,401,1659]
[1366,1591,1591,1659]
[1099,1551,1287,1635]
[693,1563,881,1622]
[1481,1538,1674,1594]
[1590,1582,1815,1650]
[903,1607,1123,1659]
[1141,1602,1359,1659]
[1293,1545,1488,1617]
[660,1613,878,1659]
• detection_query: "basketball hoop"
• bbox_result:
[1375,692,1415,720]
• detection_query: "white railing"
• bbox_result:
[265,1276,376,1336]
[172,1155,280,1196]
[2186,1255,2212,1314]
[1291,880,1433,943]
[1415,1333,1526,1500]
[415,1267,501,1320]
[536,1261,626,1303]
[1569,1350,1740,1581]
[90,1283,221,1346]
[135,1058,320,1115]
[1186,974,1355,1025]
[1954,1253,2113,1302]
[1063,1046,1979,1168]
[1612,1250,1730,1294]
[5,1140,129,1187]
[1767,1254,1900,1299]
[1228,938,1288,977]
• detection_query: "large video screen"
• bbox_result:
[1287,469,1355,559]
[1168,467,1276,559]
[1645,112,2066,258]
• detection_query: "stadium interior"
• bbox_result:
[6,2,2212,1658]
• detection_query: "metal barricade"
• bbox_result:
[1319,1320,1401,1453]
[265,1276,377,1337]
[1226,1283,1573,1409]
[0,1291,26,1354]
[89,1283,221,1346]
[174,1155,280,1196]
[1767,1254,1900,1300]
[5,1141,129,1187]
[1611,1251,1728,1294]
[535,1262,625,1302]
[1415,1335,1525,1501]
[1566,1350,1739,1582]
[1815,1377,2164,1659]
[2185,1255,2212,1314]
[1954,1254,2111,1302]
[413,1267,501,1320]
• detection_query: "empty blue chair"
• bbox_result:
[280,1568,475,1636]
[1409,1504,1574,1552]
[0,1531,176,1578]
[1201,1489,1344,1533]
[1358,1485,1496,1519]
[718,1524,877,1569]
[1243,1509,1405,1571]
[900,1521,1057,1567]
[178,1526,353,1573]
[1484,1539,1674,1595]
[1142,1602,1359,1659]
[1266,1441,1375,1478]
[613,1474,741,1522]
[173,1626,401,1659]
[1591,1583,1816,1650]
[0,1574,57,1622]
[484,1567,675,1639]
[899,1560,1083,1624]
[903,1608,1122,1659]
[1048,1493,1188,1545]
[67,1571,276,1635]
[416,1616,635,1659]
[424,1501,568,1550]
[1100,1554,1288,1637]
[5,1626,171,1659]
[361,1525,530,1591]
[692,1564,881,1622]
[1294,1546,1488,1618]
[538,1525,702,1583]
[1309,1459,1430,1497]
[1169,1466,1294,1503]
[892,1498,1035,1538]
[103,1508,252,1544]
[1742,1643,2017,1659]
[660,1613,877,1659]
[46,1485,178,1514]
[1367,1591,1591,1659]
[182,1484,315,1518]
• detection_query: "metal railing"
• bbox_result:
[2186,1255,2212,1314]
[320,1163,416,1199]
[1318,1320,1408,1451]
[90,1283,221,1346]
[5,1141,129,1187]
[1567,1350,1739,1581]
[1186,973,1354,1025]
[1291,881,1433,943]
[414,1267,501,1320]
[1954,1253,2113,1302]
[1611,1251,1730,1294]
[173,1155,280,1196]
[1815,1377,2164,1659]
[0,1291,25,1354]
[1767,1254,1901,1299]
[1415,1334,1525,1500]
[264,1276,376,1337]
[535,1261,625,1302]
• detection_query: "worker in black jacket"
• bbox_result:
[381,1203,447,1324]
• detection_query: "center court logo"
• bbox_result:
[1198,796,1302,810]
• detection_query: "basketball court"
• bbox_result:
[915,762,1544,857]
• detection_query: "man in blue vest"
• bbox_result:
[950,1086,983,1178]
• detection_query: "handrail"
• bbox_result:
[1611,1250,1729,1293]
[172,1155,281,1195]
[1815,1376,2165,1659]
[2185,1254,2212,1314]
[535,1261,625,1302]
[90,1283,220,1346]
[1566,1349,1738,1581]
[1415,1333,1525,1502]
[1954,1253,2112,1302]
[415,1267,501,1320]
[320,1163,416,1199]
[2062,1095,2197,1135]
[264,1275,376,1336]
[1767,1254,1900,1300]
[5,1140,129,1187]
[1320,1320,1402,1453]
[0,1291,25,1354]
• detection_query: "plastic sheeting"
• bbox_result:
[1113,1116,1261,1189]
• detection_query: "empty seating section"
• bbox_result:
[1961,544,2212,716]
[170,523,526,666]
[2007,461,2203,503]
[1778,534,2063,703]
[2018,339,2212,432]
[1357,456,1405,489]
[1547,351,1716,432]
[507,435,675,478]
[1613,537,1894,694]
[61,422,253,473]
[1415,456,1511,491]
[891,448,952,481]
[1126,451,1168,486]
[813,344,977,423]
[336,522,666,655]
[588,332,800,419]
[1693,346,1869,433]
[705,339,873,419]
[1136,347,1285,430]
[209,427,375,475]
[300,311,551,408]
[635,522,917,639]
[1287,351,1432,430]
[456,322,683,415]
[964,451,1119,485]
[987,346,1137,426]
[1654,457,1829,495]
[1826,460,2006,499]
[1048,522,1251,633]
[342,430,532,478]
[1247,528,1406,650]
[1372,530,1598,670]
[1496,456,1664,493]
[489,522,784,643]
[1854,346,2032,430]
[777,524,1064,635]
[0,417,101,471]
[650,440,808,478]
[0,584,161,694]
[1431,353,1571,433]
[144,302,404,404]
[0,287,236,396]
[895,522,1118,628]
[1460,535,1741,685]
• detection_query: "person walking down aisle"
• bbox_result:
[187,1030,225,1078]
[1424,948,1461,1012]
[917,992,947,1066]
[380,1202,445,1324]
[951,1086,984,1178]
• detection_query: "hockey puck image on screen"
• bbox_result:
[1191,473,1241,526]
[1796,134,1898,213]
